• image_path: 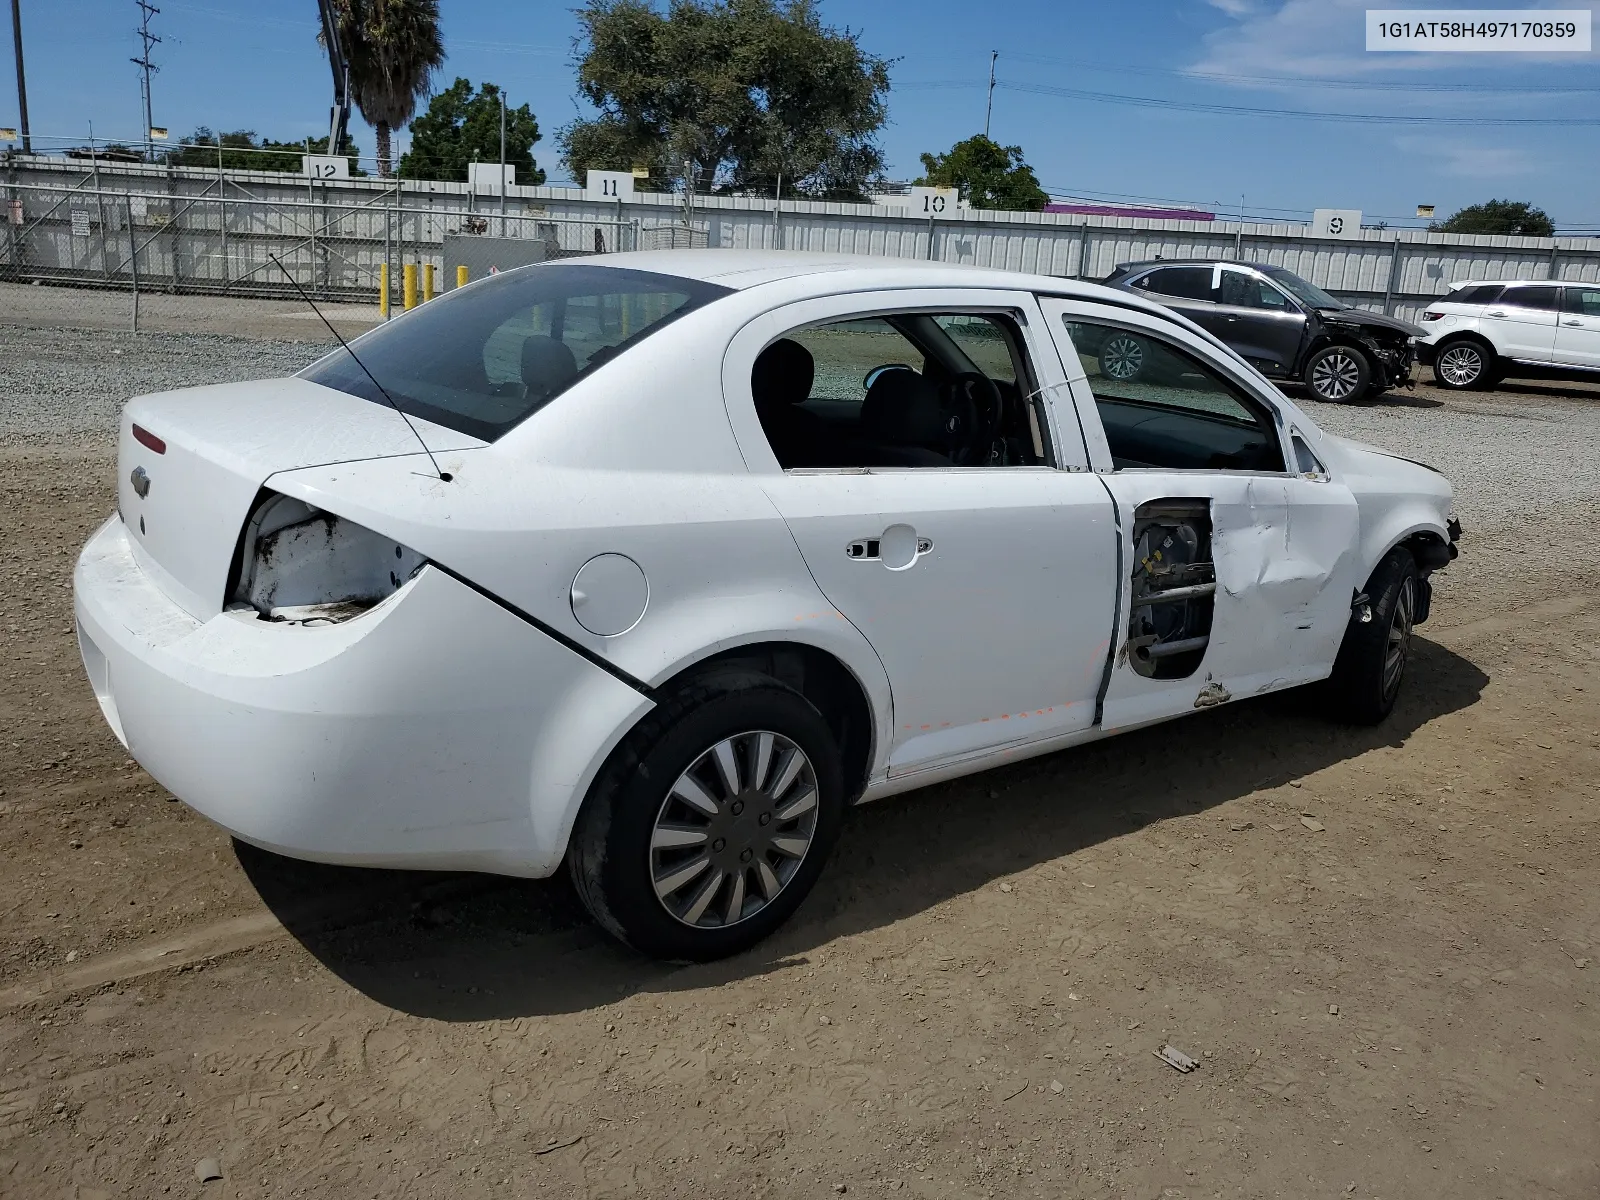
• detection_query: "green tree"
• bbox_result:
[332,0,445,177]
[168,128,363,175]
[399,78,545,184]
[916,135,1047,212]
[1430,199,1554,237]
[561,0,891,200]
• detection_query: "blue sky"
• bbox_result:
[5,0,1598,229]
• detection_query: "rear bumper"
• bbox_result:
[73,515,651,877]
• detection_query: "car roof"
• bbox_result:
[1112,259,1288,274]
[1445,278,1560,288]
[582,248,1175,312]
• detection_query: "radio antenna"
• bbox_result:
[269,254,452,482]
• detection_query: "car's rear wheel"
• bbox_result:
[1098,333,1147,381]
[568,670,844,961]
[1433,339,1493,390]
[1304,344,1370,403]
[1322,548,1419,725]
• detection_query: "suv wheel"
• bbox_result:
[1433,339,1492,390]
[1304,345,1370,404]
[1098,333,1146,381]
[568,670,844,961]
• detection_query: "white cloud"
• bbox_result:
[1191,0,1600,83]
[1395,135,1543,180]
[1205,0,1260,16]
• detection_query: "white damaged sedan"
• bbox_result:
[75,251,1460,959]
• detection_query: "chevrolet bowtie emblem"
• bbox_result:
[130,466,151,498]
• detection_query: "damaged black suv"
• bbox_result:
[1099,260,1423,403]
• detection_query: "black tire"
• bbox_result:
[1097,332,1147,382]
[1323,549,1419,725]
[1303,344,1371,404]
[568,670,845,961]
[1432,338,1494,390]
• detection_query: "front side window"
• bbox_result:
[1218,271,1295,312]
[301,264,731,441]
[752,311,1048,470]
[1501,285,1560,311]
[1060,318,1285,473]
[1562,287,1600,317]
[1262,267,1345,311]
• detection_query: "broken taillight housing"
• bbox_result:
[227,492,426,626]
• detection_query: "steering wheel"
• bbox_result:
[941,371,1004,465]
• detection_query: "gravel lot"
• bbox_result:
[2,299,1598,1199]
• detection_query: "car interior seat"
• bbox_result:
[752,338,831,467]
[856,368,951,466]
[521,335,580,403]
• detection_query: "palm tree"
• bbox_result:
[334,0,444,177]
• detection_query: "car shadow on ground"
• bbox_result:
[1280,382,1443,411]
[237,635,1489,1021]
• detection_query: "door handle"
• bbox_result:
[1563,319,1584,326]
[846,524,933,570]
[1486,311,1507,318]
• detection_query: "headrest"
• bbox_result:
[751,338,815,409]
[860,368,946,449]
[521,335,579,400]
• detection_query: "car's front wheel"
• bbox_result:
[1304,344,1371,403]
[1432,339,1494,390]
[1322,548,1419,725]
[568,670,844,961]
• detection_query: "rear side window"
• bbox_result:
[1500,286,1560,311]
[1451,283,1504,305]
[301,264,731,441]
[1132,267,1214,302]
[1563,287,1600,317]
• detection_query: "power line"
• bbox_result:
[997,80,1600,127]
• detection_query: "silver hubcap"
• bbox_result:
[1101,336,1145,380]
[1437,344,1482,387]
[650,731,819,929]
[1311,351,1361,401]
[1383,577,1415,699]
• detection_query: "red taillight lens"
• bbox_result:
[131,423,166,454]
[1420,311,1444,321]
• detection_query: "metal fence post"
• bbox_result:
[1382,233,1402,316]
[383,190,393,320]
[1547,242,1561,281]
[1076,224,1092,278]
[125,191,139,335]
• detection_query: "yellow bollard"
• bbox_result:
[456,265,469,289]
[379,262,389,319]
[423,263,435,302]
[403,263,418,311]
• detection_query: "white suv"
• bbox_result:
[1417,280,1600,390]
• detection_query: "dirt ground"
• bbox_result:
[1,333,1598,1198]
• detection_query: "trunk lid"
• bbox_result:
[116,377,482,619]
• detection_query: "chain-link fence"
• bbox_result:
[0,181,638,330]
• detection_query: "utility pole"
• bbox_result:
[132,1,160,158]
[498,87,507,236]
[984,50,997,139]
[9,0,29,152]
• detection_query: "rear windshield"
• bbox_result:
[300,263,731,441]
